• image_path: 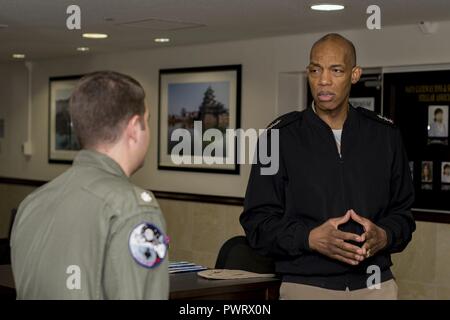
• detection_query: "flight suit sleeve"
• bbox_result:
[102,209,169,300]
[377,127,416,253]
[240,130,313,258]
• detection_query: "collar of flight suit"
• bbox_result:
[73,149,128,179]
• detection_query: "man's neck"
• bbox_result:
[93,144,133,177]
[313,101,349,130]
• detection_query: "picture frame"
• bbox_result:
[48,75,83,163]
[349,97,375,111]
[158,65,242,174]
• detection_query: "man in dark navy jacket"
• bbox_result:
[240,33,415,299]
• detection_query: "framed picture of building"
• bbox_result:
[48,75,82,163]
[158,65,241,174]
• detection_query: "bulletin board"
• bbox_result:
[383,70,450,222]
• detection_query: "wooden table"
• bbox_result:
[0,265,280,300]
[169,271,280,300]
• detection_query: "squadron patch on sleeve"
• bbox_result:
[129,222,169,269]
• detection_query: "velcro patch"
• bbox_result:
[129,222,169,269]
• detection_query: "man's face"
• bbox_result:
[435,111,443,123]
[307,40,361,112]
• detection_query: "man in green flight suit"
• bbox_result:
[10,71,169,299]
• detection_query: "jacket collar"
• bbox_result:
[73,149,128,179]
[305,102,359,132]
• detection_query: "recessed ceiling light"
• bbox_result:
[154,38,170,43]
[311,4,345,11]
[77,47,90,52]
[82,33,108,39]
[12,53,25,59]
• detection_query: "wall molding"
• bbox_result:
[153,190,244,206]
[1,176,450,222]
[0,176,244,206]
[0,177,47,187]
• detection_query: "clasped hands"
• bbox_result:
[308,209,388,266]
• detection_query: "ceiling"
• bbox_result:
[0,0,449,62]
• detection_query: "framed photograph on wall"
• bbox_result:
[158,65,242,174]
[48,75,83,163]
[427,105,449,145]
[349,97,375,111]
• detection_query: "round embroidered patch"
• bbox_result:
[129,222,168,269]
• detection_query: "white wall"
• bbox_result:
[1,21,450,196]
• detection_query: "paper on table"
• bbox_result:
[197,269,276,280]
[169,261,207,274]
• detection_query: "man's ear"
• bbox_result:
[125,114,141,143]
[351,66,362,84]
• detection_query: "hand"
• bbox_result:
[309,210,366,265]
[349,210,388,259]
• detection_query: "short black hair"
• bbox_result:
[434,108,444,115]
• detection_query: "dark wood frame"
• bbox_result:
[158,65,242,175]
[48,75,83,164]
[1,176,450,223]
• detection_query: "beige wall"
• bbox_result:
[159,199,244,268]
[2,21,450,299]
[392,221,450,299]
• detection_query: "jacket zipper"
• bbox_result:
[330,129,347,211]
[339,155,347,211]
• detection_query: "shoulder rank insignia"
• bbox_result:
[267,119,281,129]
[377,114,394,124]
[140,191,152,203]
[356,107,394,126]
[134,187,159,209]
[129,222,169,269]
[266,111,301,130]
